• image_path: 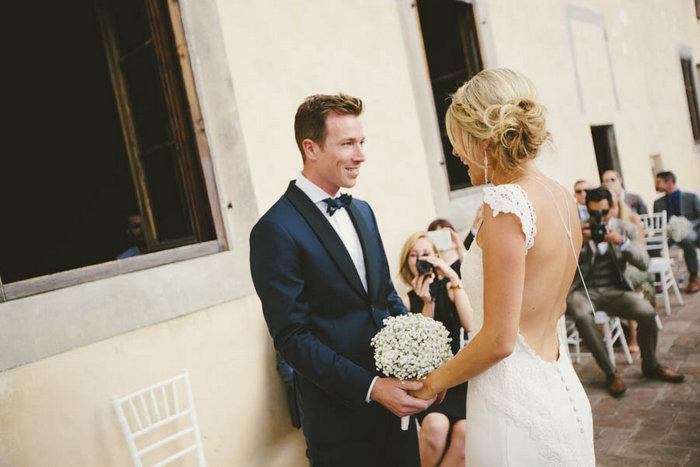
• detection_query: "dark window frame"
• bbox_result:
[416,0,484,192]
[0,0,226,302]
[680,55,700,144]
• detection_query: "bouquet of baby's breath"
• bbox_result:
[667,215,693,243]
[371,314,453,430]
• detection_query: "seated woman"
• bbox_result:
[398,232,474,467]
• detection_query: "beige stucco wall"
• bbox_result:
[1,1,699,466]
[0,295,307,467]
[483,0,700,201]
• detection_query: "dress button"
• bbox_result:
[580,428,585,434]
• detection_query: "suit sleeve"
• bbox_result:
[366,205,408,317]
[690,193,700,228]
[619,222,649,271]
[250,219,374,404]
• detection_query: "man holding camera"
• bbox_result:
[566,187,684,397]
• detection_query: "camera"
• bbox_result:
[416,259,435,276]
[588,210,608,243]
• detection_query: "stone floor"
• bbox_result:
[574,285,700,466]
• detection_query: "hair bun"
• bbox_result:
[445,69,551,174]
[485,96,549,167]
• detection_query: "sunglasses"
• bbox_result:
[575,189,589,194]
[588,209,609,216]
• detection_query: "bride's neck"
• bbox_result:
[491,161,542,185]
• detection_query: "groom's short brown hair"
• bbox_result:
[294,93,364,162]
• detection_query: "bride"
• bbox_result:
[412,68,595,466]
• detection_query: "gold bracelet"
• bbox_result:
[450,283,462,290]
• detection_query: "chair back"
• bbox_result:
[112,369,206,467]
[639,210,669,258]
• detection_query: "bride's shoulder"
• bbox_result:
[483,184,533,215]
[482,184,537,251]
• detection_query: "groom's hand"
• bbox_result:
[370,378,436,417]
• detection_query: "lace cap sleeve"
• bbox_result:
[482,184,537,252]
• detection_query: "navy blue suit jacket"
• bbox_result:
[250,181,407,443]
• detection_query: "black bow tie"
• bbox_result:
[323,193,352,216]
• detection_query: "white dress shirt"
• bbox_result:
[294,174,378,402]
[577,203,589,222]
[295,173,368,292]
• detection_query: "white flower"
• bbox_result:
[667,216,692,243]
[370,314,453,381]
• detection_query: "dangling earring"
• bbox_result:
[483,152,489,184]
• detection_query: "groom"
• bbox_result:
[250,94,432,466]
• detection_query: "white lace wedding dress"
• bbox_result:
[461,184,595,466]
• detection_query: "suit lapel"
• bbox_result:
[347,202,379,302]
[284,182,368,299]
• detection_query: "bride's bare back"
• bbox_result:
[489,177,582,361]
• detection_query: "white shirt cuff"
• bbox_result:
[365,376,379,403]
[619,238,630,251]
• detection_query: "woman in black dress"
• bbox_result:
[398,232,474,467]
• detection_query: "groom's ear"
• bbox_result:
[302,138,318,162]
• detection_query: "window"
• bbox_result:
[590,125,621,180]
[680,56,700,144]
[0,0,225,301]
[416,0,484,191]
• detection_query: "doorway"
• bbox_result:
[590,125,621,181]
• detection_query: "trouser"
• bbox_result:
[567,287,658,376]
[305,414,420,467]
[673,228,699,277]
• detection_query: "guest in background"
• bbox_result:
[398,232,473,467]
[574,180,591,221]
[116,214,146,259]
[602,169,648,215]
[654,171,700,293]
[604,181,654,354]
[427,218,467,274]
[462,206,483,253]
[604,182,646,243]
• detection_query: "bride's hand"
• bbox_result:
[409,374,446,403]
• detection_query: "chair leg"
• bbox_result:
[615,321,633,365]
[670,273,684,305]
[655,313,663,330]
[662,270,671,315]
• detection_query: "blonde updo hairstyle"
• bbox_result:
[446,68,551,175]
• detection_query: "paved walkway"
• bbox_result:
[574,285,699,466]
